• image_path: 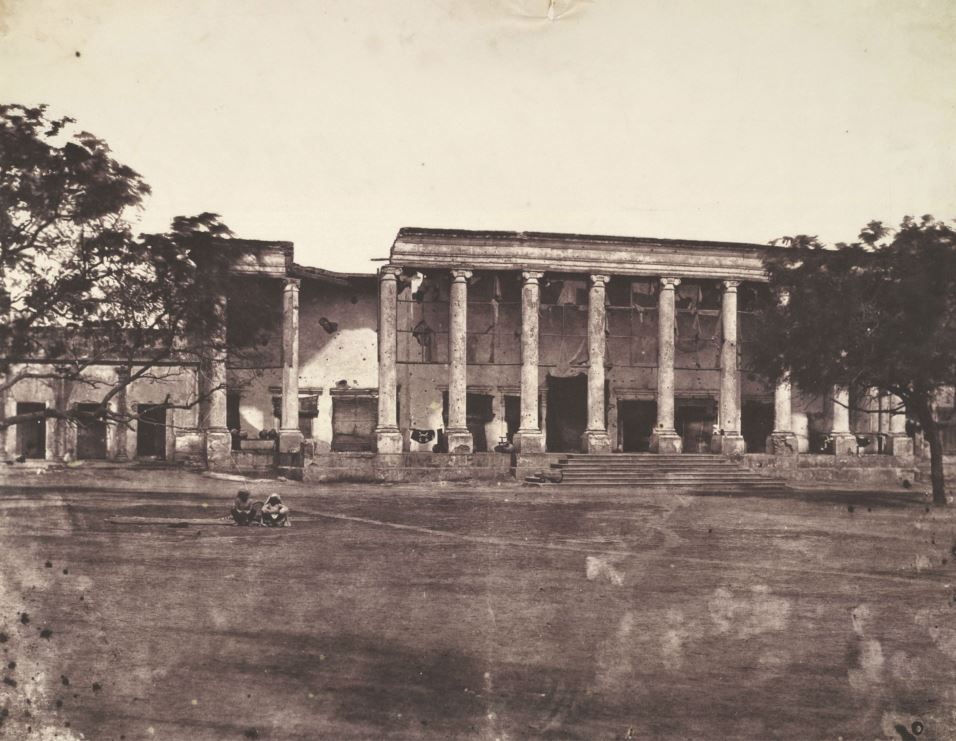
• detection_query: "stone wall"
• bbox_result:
[305,452,513,483]
[2,362,202,462]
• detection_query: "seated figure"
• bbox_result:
[260,493,291,528]
[231,489,262,526]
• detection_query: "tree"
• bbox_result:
[0,104,275,452]
[750,216,956,505]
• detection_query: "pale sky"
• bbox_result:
[2,0,955,272]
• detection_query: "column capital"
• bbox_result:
[722,279,741,291]
[380,265,402,280]
[450,269,473,282]
[283,277,301,290]
[660,277,681,289]
[521,270,545,283]
[590,274,611,287]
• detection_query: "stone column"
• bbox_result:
[513,270,545,453]
[114,367,129,460]
[829,386,856,455]
[767,289,797,455]
[446,269,473,453]
[374,266,403,454]
[714,280,746,455]
[205,291,231,465]
[581,274,612,453]
[0,375,9,460]
[278,278,304,455]
[885,393,913,456]
[650,277,683,454]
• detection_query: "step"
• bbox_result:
[552,452,785,488]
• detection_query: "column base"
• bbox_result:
[885,433,914,457]
[831,432,857,456]
[278,428,304,454]
[581,429,612,453]
[766,431,799,456]
[446,427,474,454]
[205,429,232,466]
[513,429,545,453]
[650,429,683,454]
[375,427,403,454]
[712,433,747,456]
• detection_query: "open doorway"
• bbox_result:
[440,391,495,452]
[618,399,656,452]
[676,398,717,453]
[136,404,167,459]
[546,374,588,452]
[75,403,107,460]
[742,400,774,453]
[16,402,46,459]
[504,395,520,444]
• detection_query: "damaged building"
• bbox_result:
[3,228,952,482]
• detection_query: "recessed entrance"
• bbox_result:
[546,374,587,452]
[676,398,716,453]
[16,402,46,459]
[440,391,495,452]
[136,404,167,459]
[75,403,107,460]
[618,399,656,452]
[504,395,520,444]
[742,400,774,453]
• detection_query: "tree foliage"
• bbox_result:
[0,104,275,443]
[752,216,956,505]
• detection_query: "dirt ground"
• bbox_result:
[0,467,955,740]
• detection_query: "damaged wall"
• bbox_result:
[2,362,201,462]
[221,276,378,451]
[395,271,778,452]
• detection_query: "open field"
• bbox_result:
[0,469,955,740]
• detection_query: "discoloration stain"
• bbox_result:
[914,607,956,660]
[848,605,885,693]
[585,555,624,585]
[661,609,686,670]
[708,585,790,638]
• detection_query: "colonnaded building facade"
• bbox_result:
[4,227,952,483]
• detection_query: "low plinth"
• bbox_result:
[650,430,683,455]
[831,433,857,456]
[375,428,403,454]
[278,429,304,454]
[581,430,612,454]
[713,433,746,456]
[205,429,232,467]
[445,428,474,454]
[512,429,546,454]
[767,432,799,456]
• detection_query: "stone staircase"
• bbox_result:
[552,453,785,493]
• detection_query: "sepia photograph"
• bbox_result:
[1,1,955,739]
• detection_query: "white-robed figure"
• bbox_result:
[261,493,291,528]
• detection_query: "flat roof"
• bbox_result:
[394,227,770,252]
[391,226,773,282]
